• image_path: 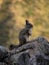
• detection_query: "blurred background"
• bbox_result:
[0,0,49,46]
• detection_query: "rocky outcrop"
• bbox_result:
[0,36,49,65]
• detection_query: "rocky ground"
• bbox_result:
[0,36,49,65]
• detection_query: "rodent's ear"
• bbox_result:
[26,20,29,25]
[25,20,33,28]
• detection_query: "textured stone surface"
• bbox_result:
[0,36,49,65]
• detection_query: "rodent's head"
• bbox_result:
[25,20,33,29]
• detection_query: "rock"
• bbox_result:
[10,36,49,55]
[0,46,9,61]
[0,36,49,65]
[29,53,49,65]
[35,36,49,55]
[0,62,7,65]
[36,54,49,65]
[9,42,35,55]
[30,55,37,65]
[0,46,11,65]
[10,52,30,65]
